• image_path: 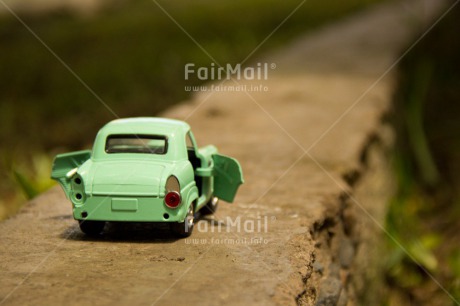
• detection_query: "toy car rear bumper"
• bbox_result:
[72,196,187,222]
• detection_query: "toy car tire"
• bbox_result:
[200,196,219,215]
[171,204,195,237]
[79,220,105,236]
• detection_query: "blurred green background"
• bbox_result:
[385,4,460,304]
[1,0,459,304]
[0,0,382,218]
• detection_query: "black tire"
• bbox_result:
[200,197,219,215]
[78,220,105,236]
[171,203,195,238]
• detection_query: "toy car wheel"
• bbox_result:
[78,220,105,236]
[171,203,195,237]
[200,196,219,215]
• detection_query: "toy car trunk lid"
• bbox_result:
[86,160,166,197]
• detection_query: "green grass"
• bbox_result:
[385,5,460,304]
[0,0,383,219]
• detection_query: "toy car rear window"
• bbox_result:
[105,135,168,154]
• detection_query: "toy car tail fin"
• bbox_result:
[51,150,91,197]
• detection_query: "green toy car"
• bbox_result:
[51,117,244,237]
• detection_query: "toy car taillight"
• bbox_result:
[165,191,181,208]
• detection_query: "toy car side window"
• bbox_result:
[186,132,195,150]
[186,132,200,170]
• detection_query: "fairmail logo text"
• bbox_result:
[197,215,269,233]
[184,62,275,81]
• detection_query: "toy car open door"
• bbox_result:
[51,150,92,196]
[212,154,244,203]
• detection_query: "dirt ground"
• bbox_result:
[0,0,448,305]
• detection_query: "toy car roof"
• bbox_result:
[99,117,190,137]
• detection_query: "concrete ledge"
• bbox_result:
[0,1,448,305]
